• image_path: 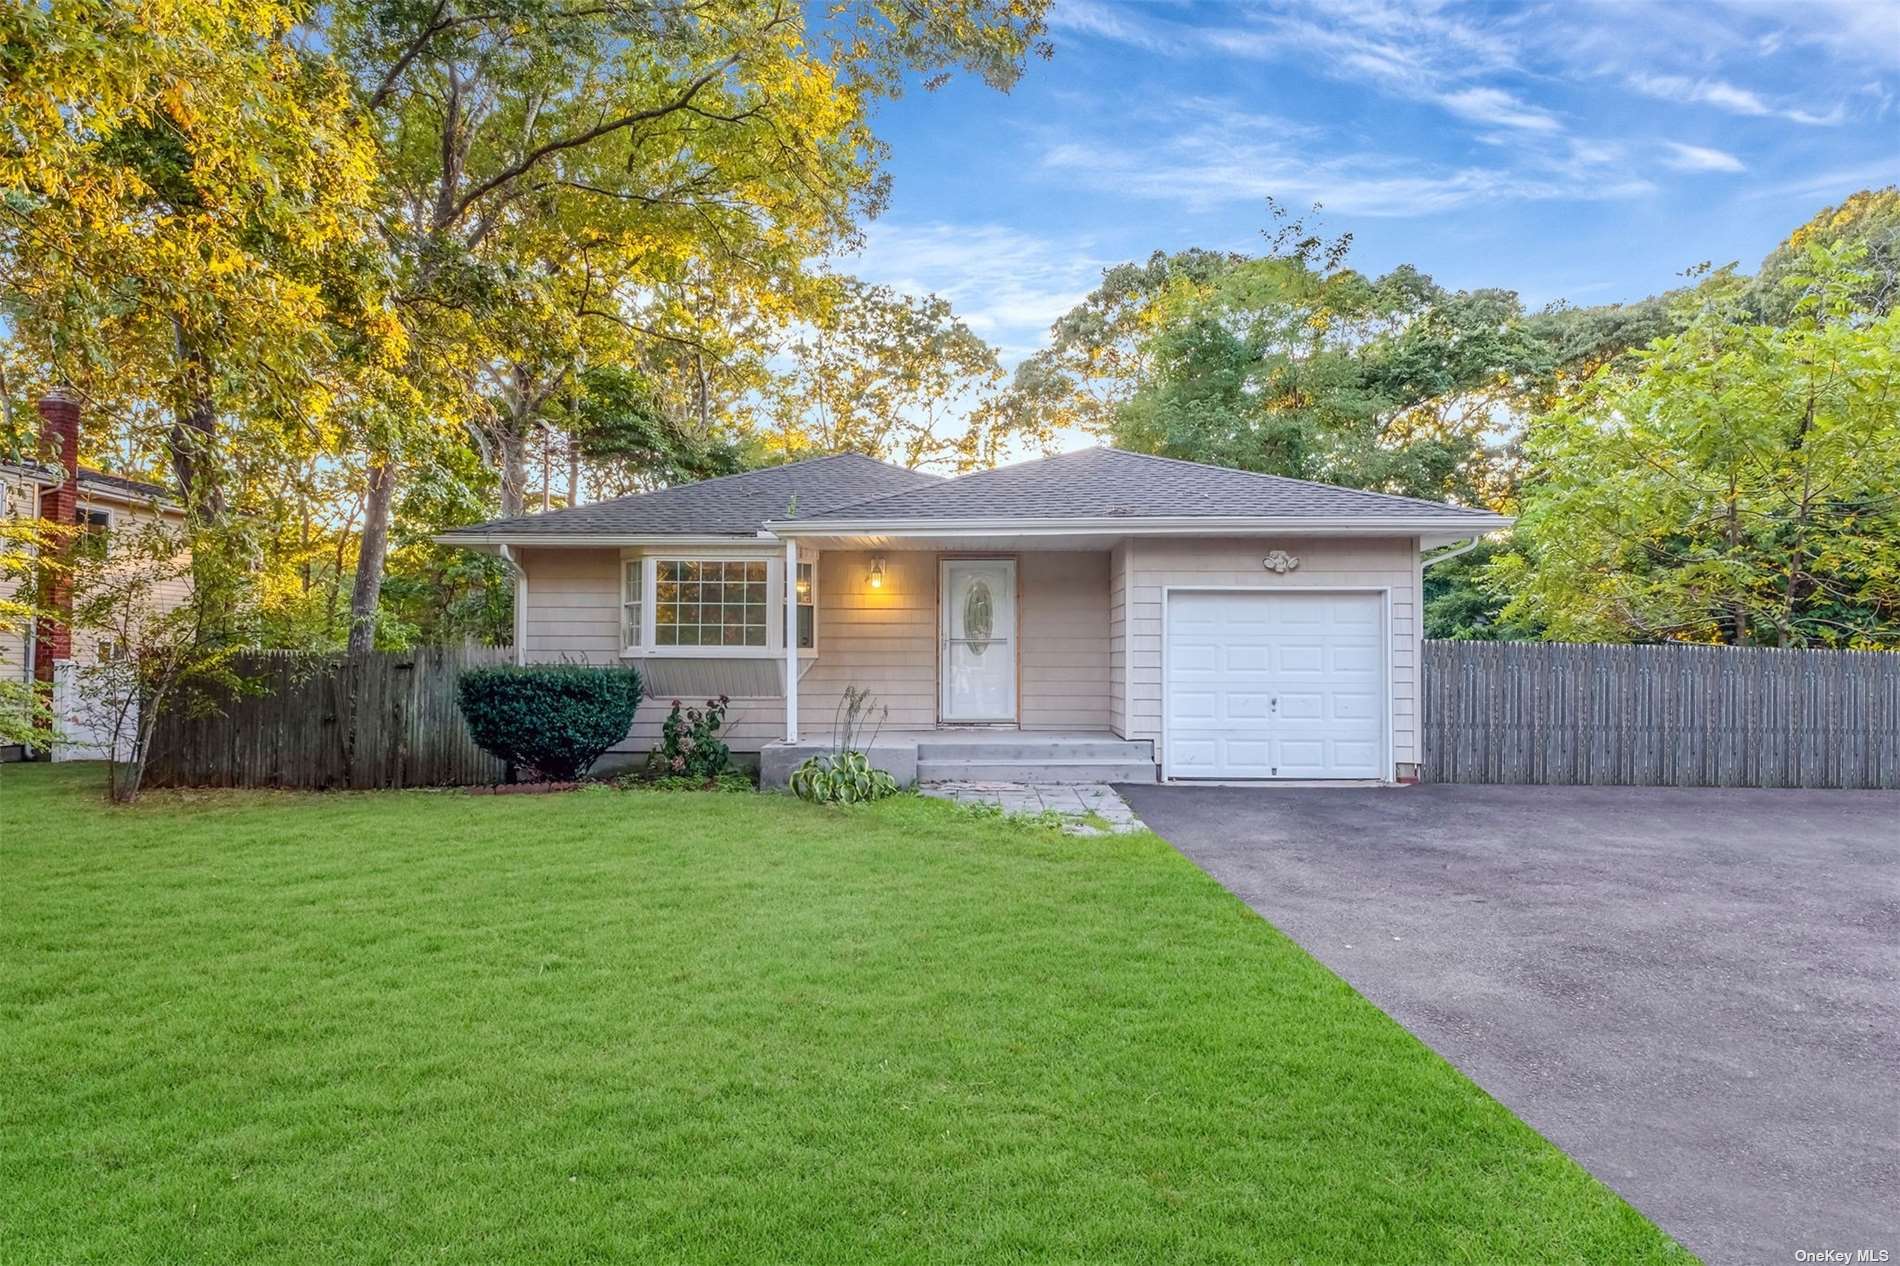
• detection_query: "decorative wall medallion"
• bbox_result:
[1262,551,1301,574]
[963,580,994,655]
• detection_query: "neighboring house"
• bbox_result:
[0,391,189,761]
[438,448,1509,785]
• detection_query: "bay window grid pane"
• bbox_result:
[652,560,768,646]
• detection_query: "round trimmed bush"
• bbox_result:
[457,665,642,782]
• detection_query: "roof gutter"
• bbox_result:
[1422,536,1485,569]
[432,532,770,550]
[763,514,1513,538]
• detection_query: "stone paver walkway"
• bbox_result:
[920,781,1146,835]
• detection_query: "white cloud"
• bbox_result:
[1037,108,1654,218]
[842,222,1108,361]
[1437,86,1564,132]
[1046,0,1184,55]
[1660,141,1747,173]
[1625,71,1841,125]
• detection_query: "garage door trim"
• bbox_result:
[1160,586,1393,783]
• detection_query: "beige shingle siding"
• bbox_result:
[1121,536,1421,772]
[1019,551,1110,731]
[801,548,938,733]
[517,546,786,755]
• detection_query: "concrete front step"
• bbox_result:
[917,759,1159,785]
[914,738,1154,762]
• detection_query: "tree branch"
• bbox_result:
[442,51,745,228]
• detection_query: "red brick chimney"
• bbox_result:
[33,388,81,684]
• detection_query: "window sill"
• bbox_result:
[620,647,820,660]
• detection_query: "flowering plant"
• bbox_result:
[655,696,732,781]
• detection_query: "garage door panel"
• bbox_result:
[1331,691,1380,720]
[1172,643,1220,674]
[1166,591,1385,780]
[1223,691,1269,720]
[1278,692,1324,720]
[1169,690,1219,721]
[1225,738,1271,767]
[1277,643,1325,674]
[1169,738,1219,768]
[1331,643,1381,674]
[1225,644,1270,673]
[1332,740,1379,766]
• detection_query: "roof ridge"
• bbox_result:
[457,452,936,533]
[1093,446,1496,515]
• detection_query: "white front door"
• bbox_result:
[940,559,1017,722]
[1166,590,1385,779]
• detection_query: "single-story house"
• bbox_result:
[437,448,1509,786]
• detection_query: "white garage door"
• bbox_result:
[1166,590,1385,780]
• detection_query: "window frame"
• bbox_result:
[73,503,112,562]
[795,557,817,652]
[619,549,793,659]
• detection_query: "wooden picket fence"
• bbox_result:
[1421,640,1900,789]
[143,645,511,790]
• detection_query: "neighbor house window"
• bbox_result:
[74,507,110,561]
[622,559,642,649]
[796,560,815,650]
[655,559,768,647]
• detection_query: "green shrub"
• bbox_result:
[788,749,900,804]
[653,696,733,780]
[457,664,642,782]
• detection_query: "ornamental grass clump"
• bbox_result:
[456,665,642,782]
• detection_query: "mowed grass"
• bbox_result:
[2,763,1687,1264]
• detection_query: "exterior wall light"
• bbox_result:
[868,557,885,590]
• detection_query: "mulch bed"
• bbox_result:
[465,781,583,796]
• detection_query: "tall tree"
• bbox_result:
[771,278,1003,469]
[333,0,1051,650]
[1499,247,1900,648]
[1,0,385,629]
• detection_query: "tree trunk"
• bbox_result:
[567,434,581,507]
[168,320,226,518]
[347,462,395,655]
[498,427,527,519]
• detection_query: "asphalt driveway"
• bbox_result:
[1119,782,1899,1266]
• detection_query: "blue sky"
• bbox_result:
[844,0,1900,367]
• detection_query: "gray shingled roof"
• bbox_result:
[438,453,940,539]
[785,447,1502,523]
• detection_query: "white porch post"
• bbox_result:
[783,538,798,742]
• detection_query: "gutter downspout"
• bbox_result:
[1422,536,1483,569]
[499,544,526,666]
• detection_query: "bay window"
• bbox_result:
[619,553,815,656]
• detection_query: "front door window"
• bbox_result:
[940,560,1016,722]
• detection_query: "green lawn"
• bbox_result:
[1,763,1686,1264]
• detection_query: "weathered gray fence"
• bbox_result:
[1422,640,1900,788]
[144,645,511,790]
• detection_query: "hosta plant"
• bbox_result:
[788,749,899,804]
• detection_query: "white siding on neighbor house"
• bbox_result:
[69,494,192,666]
[1123,536,1421,773]
[0,480,194,674]
[1019,551,1110,731]
[0,472,35,688]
